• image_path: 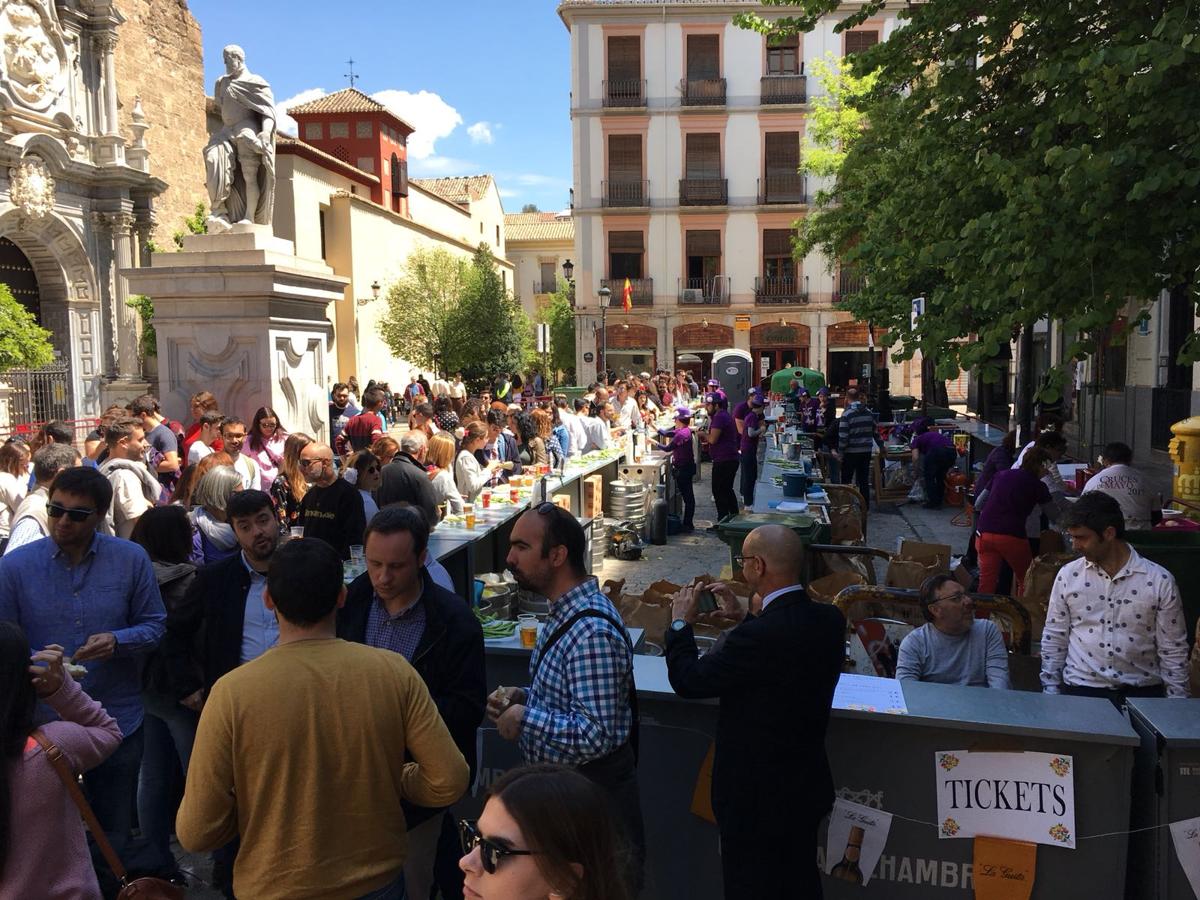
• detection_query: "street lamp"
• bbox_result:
[598,285,612,382]
[356,279,381,307]
[561,259,574,283]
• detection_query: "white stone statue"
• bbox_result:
[204,44,276,234]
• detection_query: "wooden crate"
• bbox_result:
[583,474,604,518]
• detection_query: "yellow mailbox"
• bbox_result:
[1168,416,1200,516]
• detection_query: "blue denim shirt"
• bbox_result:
[0,533,166,737]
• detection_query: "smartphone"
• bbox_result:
[697,589,718,614]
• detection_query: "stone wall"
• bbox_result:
[113,0,208,247]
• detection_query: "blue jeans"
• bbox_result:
[83,725,144,896]
[138,692,199,875]
[357,873,406,900]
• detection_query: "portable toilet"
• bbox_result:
[712,349,753,400]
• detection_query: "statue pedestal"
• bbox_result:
[122,225,349,438]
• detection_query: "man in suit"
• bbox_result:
[337,506,486,900]
[163,488,282,896]
[665,524,845,899]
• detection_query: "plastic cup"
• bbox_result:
[289,526,304,540]
[510,484,520,503]
[350,544,364,561]
[518,614,538,649]
[464,504,476,529]
[481,490,492,509]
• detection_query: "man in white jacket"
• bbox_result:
[98,418,160,538]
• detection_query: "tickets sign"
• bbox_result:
[934,751,1076,849]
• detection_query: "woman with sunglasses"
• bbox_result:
[460,764,628,900]
[246,407,288,492]
[345,449,382,522]
[270,432,314,530]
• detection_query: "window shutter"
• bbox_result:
[685,133,721,178]
[391,153,401,195]
[685,230,721,256]
[608,134,642,180]
[609,230,645,252]
[763,229,794,257]
[686,34,720,80]
[397,157,409,196]
[844,30,880,55]
[764,132,800,175]
[608,36,641,81]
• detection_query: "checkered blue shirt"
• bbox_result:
[519,578,633,765]
[364,594,426,662]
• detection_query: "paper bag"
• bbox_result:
[885,557,944,590]
[973,836,1036,900]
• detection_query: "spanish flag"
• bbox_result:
[622,277,633,312]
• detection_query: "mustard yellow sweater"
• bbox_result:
[178,638,469,900]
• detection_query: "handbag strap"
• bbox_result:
[31,730,128,883]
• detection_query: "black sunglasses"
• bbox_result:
[459,819,537,874]
[47,502,97,522]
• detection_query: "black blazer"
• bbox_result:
[665,589,845,830]
[162,553,255,701]
[337,569,487,828]
[377,452,439,525]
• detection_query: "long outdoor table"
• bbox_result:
[427,454,625,595]
[458,658,1139,900]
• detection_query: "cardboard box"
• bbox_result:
[551,493,572,512]
[897,539,953,568]
[583,474,604,518]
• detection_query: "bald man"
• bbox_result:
[665,525,845,900]
[298,441,365,559]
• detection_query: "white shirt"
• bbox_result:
[455,450,492,503]
[230,454,258,491]
[449,380,466,399]
[617,396,638,431]
[760,583,805,612]
[580,415,611,453]
[1082,464,1152,531]
[430,467,465,515]
[188,441,213,466]
[560,410,589,457]
[1041,548,1189,697]
[0,471,27,537]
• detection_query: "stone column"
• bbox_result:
[91,31,125,165]
[90,211,118,379]
[133,211,155,268]
[107,212,141,380]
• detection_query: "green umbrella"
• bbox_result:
[769,367,825,395]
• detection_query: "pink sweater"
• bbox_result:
[1,678,123,900]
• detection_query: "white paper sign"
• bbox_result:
[934,750,1076,849]
[833,673,908,715]
[825,798,894,885]
[1169,816,1200,898]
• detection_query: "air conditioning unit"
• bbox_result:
[682,289,705,303]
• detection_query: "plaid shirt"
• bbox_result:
[520,578,633,765]
[364,594,426,662]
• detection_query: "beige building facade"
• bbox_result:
[505,211,575,321]
[559,0,914,392]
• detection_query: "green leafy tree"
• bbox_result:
[800,53,876,184]
[379,247,470,375]
[738,0,1200,402]
[125,294,156,359]
[0,283,54,371]
[520,203,540,213]
[451,244,526,389]
[540,283,577,383]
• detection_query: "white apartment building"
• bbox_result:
[559,0,912,391]
[506,211,575,322]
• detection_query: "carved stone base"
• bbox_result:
[100,378,152,411]
[120,228,348,440]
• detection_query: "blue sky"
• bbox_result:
[192,1,573,213]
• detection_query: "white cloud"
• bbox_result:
[411,155,481,176]
[497,187,519,198]
[467,121,495,145]
[372,89,462,159]
[274,87,327,136]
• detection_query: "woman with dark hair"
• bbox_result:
[130,506,198,882]
[0,623,122,898]
[531,408,563,469]
[459,764,630,900]
[514,411,547,467]
[433,395,460,433]
[246,406,288,492]
[974,448,1061,596]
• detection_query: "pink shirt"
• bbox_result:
[1,678,122,900]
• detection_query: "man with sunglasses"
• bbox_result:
[488,503,644,893]
[0,465,166,894]
[298,441,365,560]
[664,524,844,900]
[895,574,1011,688]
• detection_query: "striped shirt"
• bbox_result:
[838,402,877,454]
[520,578,633,765]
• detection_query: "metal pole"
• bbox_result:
[601,304,607,384]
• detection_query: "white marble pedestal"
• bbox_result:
[122,224,349,439]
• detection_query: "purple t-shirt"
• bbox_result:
[708,410,740,462]
[669,426,694,467]
[976,468,1052,538]
[740,411,761,454]
[913,430,955,454]
[732,401,750,426]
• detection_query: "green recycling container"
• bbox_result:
[715,511,832,578]
[555,386,588,404]
[1126,529,1200,644]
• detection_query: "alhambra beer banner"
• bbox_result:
[934,751,1076,849]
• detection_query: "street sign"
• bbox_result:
[735,315,751,332]
[583,352,594,363]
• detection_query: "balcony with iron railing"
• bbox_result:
[757,173,807,205]
[755,276,809,305]
[679,177,727,206]
[678,277,730,305]
[602,179,650,207]
[833,269,866,305]
[681,77,726,106]
[603,78,646,108]
[760,72,808,104]
[600,277,654,307]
